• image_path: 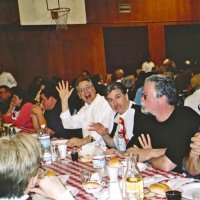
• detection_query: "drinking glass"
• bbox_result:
[80,170,90,184]
[71,147,79,161]
[165,190,181,200]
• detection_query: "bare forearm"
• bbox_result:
[102,134,116,148]
[61,101,69,113]
[149,155,176,171]
[185,155,200,176]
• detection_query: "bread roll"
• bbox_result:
[45,169,56,176]
[149,183,170,196]
[83,181,101,189]
[108,157,120,167]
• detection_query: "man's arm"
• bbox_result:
[89,122,116,148]
[126,146,166,163]
[184,132,200,176]
[149,155,177,171]
[184,155,200,176]
[133,133,175,171]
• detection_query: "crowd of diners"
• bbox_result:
[0,58,199,199]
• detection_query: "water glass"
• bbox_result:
[80,170,90,184]
[71,147,78,161]
[57,144,67,159]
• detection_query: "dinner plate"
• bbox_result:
[179,182,200,199]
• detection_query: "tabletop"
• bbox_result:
[42,154,186,200]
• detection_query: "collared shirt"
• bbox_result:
[113,101,136,150]
[60,94,114,145]
[0,72,17,88]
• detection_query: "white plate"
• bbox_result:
[179,182,200,199]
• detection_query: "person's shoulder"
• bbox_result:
[22,102,33,108]
[175,106,200,119]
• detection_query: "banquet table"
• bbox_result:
[42,154,187,200]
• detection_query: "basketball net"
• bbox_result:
[50,8,70,30]
[46,0,70,30]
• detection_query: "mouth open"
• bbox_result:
[85,94,92,100]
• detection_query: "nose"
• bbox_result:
[113,99,118,107]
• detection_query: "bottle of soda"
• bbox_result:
[38,124,52,165]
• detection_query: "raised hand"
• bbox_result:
[56,80,74,112]
[56,80,74,102]
[89,122,108,136]
[138,134,152,149]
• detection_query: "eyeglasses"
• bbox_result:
[142,93,148,100]
[78,85,93,93]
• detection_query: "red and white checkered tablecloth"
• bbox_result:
[42,154,186,200]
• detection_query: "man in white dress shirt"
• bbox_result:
[0,64,17,88]
[89,82,144,150]
[56,77,114,147]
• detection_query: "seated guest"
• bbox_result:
[90,82,165,159]
[114,68,124,82]
[184,132,200,178]
[0,85,13,114]
[32,82,82,139]
[56,77,114,147]
[0,64,17,88]
[26,76,44,103]
[4,87,35,129]
[90,82,141,149]
[91,74,107,96]
[0,132,74,200]
[184,75,200,115]
[126,74,200,173]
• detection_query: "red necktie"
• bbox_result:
[118,117,129,144]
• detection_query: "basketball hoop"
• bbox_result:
[46,0,70,30]
[50,8,70,30]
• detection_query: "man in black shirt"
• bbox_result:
[32,83,82,139]
[127,75,200,173]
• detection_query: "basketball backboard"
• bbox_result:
[18,0,87,25]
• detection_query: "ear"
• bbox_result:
[161,95,167,103]
[77,92,82,99]
[125,93,129,100]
